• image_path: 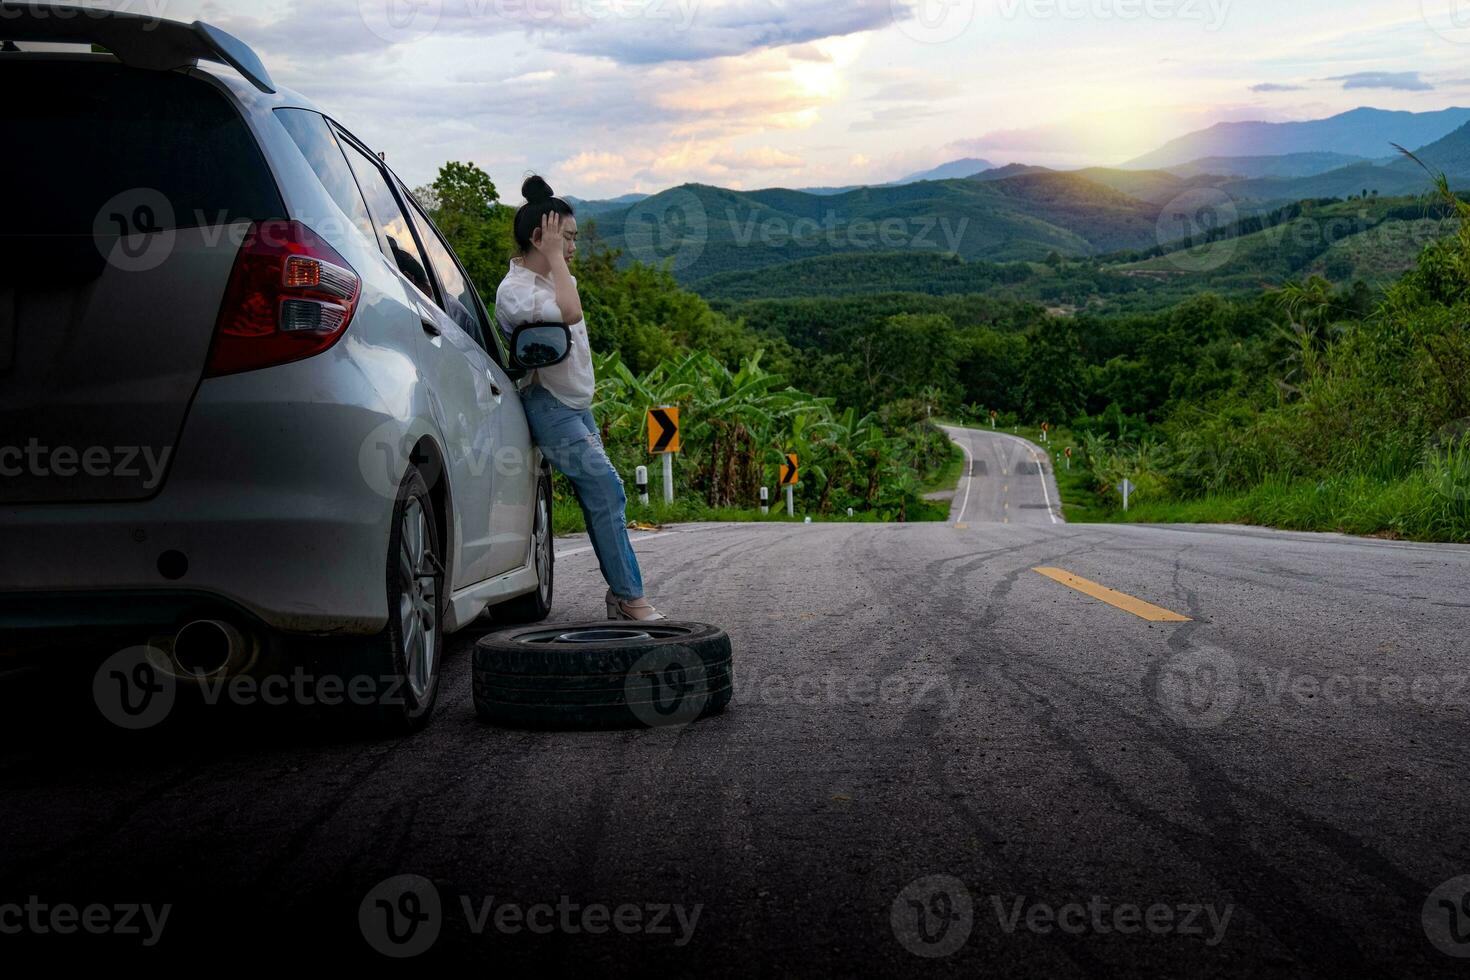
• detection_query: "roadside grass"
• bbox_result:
[920,440,966,496]
[552,477,952,536]
[1100,470,1470,543]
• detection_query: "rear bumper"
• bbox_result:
[0,590,274,662]
[0,358,406,637]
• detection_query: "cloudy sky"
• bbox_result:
[146,0,1470,197]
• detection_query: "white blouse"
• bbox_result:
[494,258,596,411]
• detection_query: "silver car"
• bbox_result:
[0,5,556,729]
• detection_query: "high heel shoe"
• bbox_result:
[606,591,667,621]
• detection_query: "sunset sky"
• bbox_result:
[169,0,1470,197]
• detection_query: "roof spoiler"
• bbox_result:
[0,2,275,93]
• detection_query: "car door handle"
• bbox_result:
[490,381,502,397]
[420,316,441,337]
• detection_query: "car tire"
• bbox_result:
[491,473,554,624]
[473,621,733,730]
[314,464,444,732]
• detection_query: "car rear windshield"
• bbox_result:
[6,60,286,242]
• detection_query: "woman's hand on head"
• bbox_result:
[533,213,568,265]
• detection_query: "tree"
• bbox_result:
[1021,316,1087,423]
[414,161,514,299]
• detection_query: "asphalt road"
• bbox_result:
[3,439,1470,974]
[939,425,1066,525]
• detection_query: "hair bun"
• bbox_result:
[522,175,555,204]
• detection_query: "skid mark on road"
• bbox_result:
[557,530,677,559]
[1033,567,1192,623]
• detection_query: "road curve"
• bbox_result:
[939,424,1065,526]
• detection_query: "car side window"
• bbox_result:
[405,197,491,346]
[273,109,375,245]
[338,136,436,301]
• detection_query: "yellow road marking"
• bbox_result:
[1032,567,1192,623]
[956,523,969,530]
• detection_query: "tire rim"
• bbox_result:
[513,624,695,645]
[398,495,437,702]
[533,485,550,602]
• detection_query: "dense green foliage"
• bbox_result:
[1071,179,1470,540]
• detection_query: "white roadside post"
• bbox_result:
[760,486,769,514]
[662,453,674,505]
[786,485,795,517]
[635,466,649,507]
[1120,477,1135,512]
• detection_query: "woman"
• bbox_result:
[495,176,665,622]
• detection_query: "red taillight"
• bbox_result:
[205,220,362,377]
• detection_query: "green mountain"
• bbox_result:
[970,163,1053,181]
[1165,152,1369,179]
[592,174,1162,282]
[1119,195,1460,288]
[1219,161,1436,204]
[1389,121,1470,177]
[565,193,649,217]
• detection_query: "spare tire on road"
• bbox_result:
[473,622,733,730]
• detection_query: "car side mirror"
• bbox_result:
[511,322,571,371]
[387,236,432,297]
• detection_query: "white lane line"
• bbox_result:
[998,433,1062,525]
[1031,447,1060,525]
[954,433,975,526]
[556,531,677,559]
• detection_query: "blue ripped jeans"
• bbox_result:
[520,384,645,602]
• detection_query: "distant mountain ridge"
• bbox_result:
[1126,107,1470,169]
[896,158,995,183]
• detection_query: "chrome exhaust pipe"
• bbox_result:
[171,619,248,678]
